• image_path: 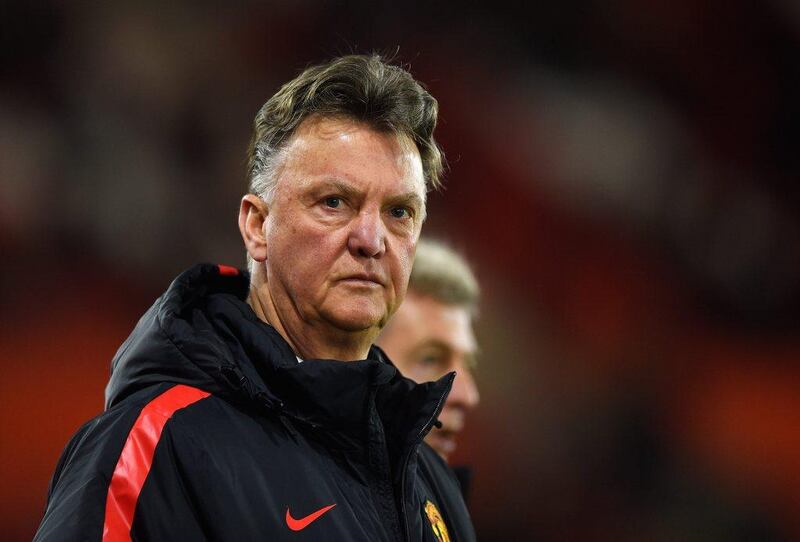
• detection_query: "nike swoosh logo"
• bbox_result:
[285,503,336,531]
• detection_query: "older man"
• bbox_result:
[377,239,480,465]
[35,55,475,542]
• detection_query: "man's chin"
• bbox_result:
[320,297,389,333]
[322,309,385,334]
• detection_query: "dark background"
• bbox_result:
[2,2,799,540]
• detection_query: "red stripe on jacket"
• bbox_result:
[102,385,210,541]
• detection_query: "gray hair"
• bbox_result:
[246,54,445,202]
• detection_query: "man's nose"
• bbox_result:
[448,368,480,410]
[348,209,386,258]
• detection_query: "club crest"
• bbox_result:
[424,500,451,542]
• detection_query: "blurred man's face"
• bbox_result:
[262,116,426,338]
[378,291,480,461]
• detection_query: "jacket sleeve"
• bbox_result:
[34,384,209,542]
[34,407,140,541]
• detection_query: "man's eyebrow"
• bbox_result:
[389,192,425,208]
[412,340,450,357]
[413,339,478,368]
[312,179,364,200]
[308,180,426,216]
[464,350,479,370]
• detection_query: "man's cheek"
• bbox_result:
[408,365,437,383]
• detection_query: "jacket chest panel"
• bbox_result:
[168,403,405,541]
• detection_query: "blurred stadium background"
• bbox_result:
[2,2,799,540]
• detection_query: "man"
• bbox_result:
[377,239,480,465]
[35,55,475,541]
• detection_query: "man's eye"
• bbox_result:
[390,206,410,219]
[420,354,442,366]
[324,197,341,208]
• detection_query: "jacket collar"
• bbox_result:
[106,263,453,452]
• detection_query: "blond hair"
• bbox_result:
[409,239,479,310]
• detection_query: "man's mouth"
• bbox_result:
[426,427,458,457]
[340,273,384,286]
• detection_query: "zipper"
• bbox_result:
[398,372,455,542]
[357,387,404,542]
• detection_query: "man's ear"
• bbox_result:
[238,194,269,262]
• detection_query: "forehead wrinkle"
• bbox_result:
[276,117,425,207]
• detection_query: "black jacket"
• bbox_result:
[34,264,476,542]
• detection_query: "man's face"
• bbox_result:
[377,291,480,461]
[262,116,426,339]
